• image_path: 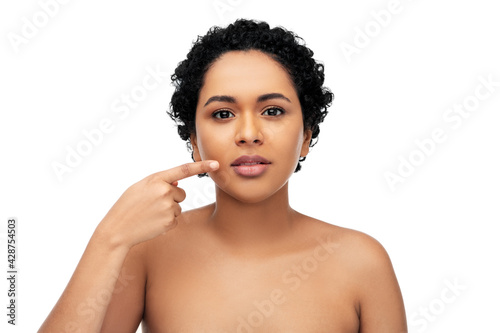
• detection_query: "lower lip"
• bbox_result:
[231,163,270,177]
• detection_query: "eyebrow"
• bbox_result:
[203,93,291,107]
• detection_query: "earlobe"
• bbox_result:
[190,134,201,162]
[300,129,313,157]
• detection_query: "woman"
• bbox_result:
[39,19,407,332]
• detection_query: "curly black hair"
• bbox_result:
[168,19,333,177]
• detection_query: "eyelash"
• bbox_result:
[212,107,285,119]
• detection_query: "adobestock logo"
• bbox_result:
[409,278,466,333]
[182,181,216,212]
[236,233,339,332]
[7,0,71,54]
[340,0,404,64]
[51,64,168,182]
[212,0,244,22]
[384,73,499,192]
[64,267,135,332]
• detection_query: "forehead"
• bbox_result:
[199,50,298,101]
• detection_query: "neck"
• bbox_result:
[207,181,299,252]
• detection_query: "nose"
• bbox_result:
[235,112,263,145]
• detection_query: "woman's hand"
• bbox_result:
[38,160,219,333]
[96,160,219,249]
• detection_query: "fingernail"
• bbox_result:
[209,161,219,169]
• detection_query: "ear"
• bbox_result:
[300,129,313,157]
[190,133,201,162]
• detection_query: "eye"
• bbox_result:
[212,110,235,119]
[262,107,285,116]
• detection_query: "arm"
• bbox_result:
[100,241,148,332]
[38,229,132,332]
[38,160,219,332]
[355,234,407,333]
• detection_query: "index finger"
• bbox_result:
[157,160,219,184]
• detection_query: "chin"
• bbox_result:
[213,177,288,205]
[225,190,275,205]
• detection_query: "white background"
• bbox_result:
[1,0,499,332]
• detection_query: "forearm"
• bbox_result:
[38,227,130,333]
[38,161,216,332]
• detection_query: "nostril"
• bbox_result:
[236,136,263,145]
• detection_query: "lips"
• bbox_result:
[230,155,271,177]
[230,155,271,166]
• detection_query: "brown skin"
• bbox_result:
[39,50,407,332]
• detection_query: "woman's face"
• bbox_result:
[191,50,312,203]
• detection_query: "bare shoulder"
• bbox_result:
[297,214,392,264]
[298,215,407,331]
[337,225,393,268]
[295,214,401,296]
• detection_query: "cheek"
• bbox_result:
[196,128,235,187]
[271,121,305,155]
[195,124,231,159]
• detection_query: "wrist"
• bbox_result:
[92,220,132,253]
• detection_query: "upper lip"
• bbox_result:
[231,155,271,166]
